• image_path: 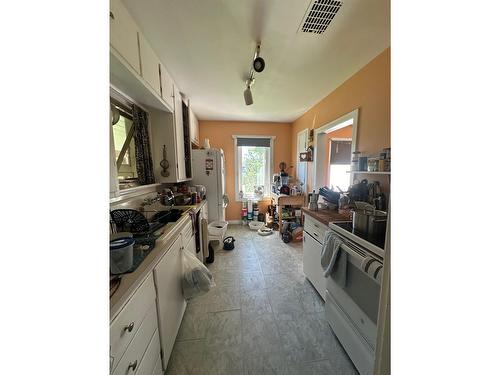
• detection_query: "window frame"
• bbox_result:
[232,135,275,202]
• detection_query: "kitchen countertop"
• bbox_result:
[302,207,351,226]
[109,200,207,321]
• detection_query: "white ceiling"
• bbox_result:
[123,0,390,122]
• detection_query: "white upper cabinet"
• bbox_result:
[189,107,199,146]
[159,63,174,110]
[138,33,161,96]
[109,0,140,74]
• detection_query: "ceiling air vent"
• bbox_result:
[300,0,343,34]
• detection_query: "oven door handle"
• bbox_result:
[339,242,383,285]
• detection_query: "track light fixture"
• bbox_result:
[244,78,255,105]
[243,43,265,106]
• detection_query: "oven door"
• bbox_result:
[326,240,382,346]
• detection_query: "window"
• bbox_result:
[329,139,351,192]
[234,136,274,201]
[112,103,139,189]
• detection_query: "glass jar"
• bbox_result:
[351,151,360,171]
[368,158,379,172]
[383,147,391,160]
[358,155,368,171]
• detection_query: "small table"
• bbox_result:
[270,193,306,233]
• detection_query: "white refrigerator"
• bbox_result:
[191,148,228,222]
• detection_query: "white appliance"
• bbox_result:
[191,148,228,223]
[324,222,385,375]
[302,213,327,300]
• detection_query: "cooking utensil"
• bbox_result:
[160,145,170,177]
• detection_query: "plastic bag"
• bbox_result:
[181,248,216,300]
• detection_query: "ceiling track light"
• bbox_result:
[243,43,265,106]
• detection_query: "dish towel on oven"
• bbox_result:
[321,230,347,287]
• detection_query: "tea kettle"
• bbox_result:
[308,190,319,211]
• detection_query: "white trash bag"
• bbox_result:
[181,248,216,300]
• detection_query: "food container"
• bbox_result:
[351,151,360,171]
[358,156,368,171]
[368,158,379,172]
[383,158,391,172]
[383,148,391,160]
[110,237,135,274]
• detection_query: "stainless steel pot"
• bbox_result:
[367,211,387,236]
[353,208,387,235]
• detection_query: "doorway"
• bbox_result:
[312,108,359,190]
[296,128,308,191]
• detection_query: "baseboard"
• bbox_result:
[227,220,242,225]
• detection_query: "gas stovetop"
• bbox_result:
[330,221,386,257]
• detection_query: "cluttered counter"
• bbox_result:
[110,200,206,320]
[301,207,351,226]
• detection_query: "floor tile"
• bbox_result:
[241,313,282,356]
[167,225,358,375]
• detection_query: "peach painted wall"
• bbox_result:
[291,48,391,192]
[198,121,292,221]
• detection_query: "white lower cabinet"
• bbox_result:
[151,358,163,375]
[153,235,186,370]
[186,235,196,257]
[135,330,161,375]
[303,231,327,300]
[112,303,158,375]
[110,274,156,372]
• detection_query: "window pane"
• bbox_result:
[329,164,351,192]
[240,146,268,198]
[112,115,138,184]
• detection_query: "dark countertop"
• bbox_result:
[302,207,351,226]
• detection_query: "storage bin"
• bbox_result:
[110,237,135,274]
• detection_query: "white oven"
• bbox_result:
[325,222,384,375]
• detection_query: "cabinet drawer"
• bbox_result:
[110,274,156,369]
[135,330,161,375]
[304,215,328,244]
[112,303,158,375]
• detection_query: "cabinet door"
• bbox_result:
[303,232,326,300]
[153,235,186,370]
[173,86,186,180]
[110,0,140,74]
[189,107,199,145]
[160,63,174,110]
[186,235,196,257]
[138,33,161,96]
[110,109,119,195]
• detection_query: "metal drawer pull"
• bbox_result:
[110,11,115,20]
[124,322,134,332]
[313,232,318,237]
[128,360,138,371]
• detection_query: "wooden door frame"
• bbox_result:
[296,128,309,191]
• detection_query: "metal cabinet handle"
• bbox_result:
[313,232,318,237]
[128,360,138,371]
[110,11,115,20]
[124,322,134,332]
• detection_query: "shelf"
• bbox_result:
[347,171,390,175]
